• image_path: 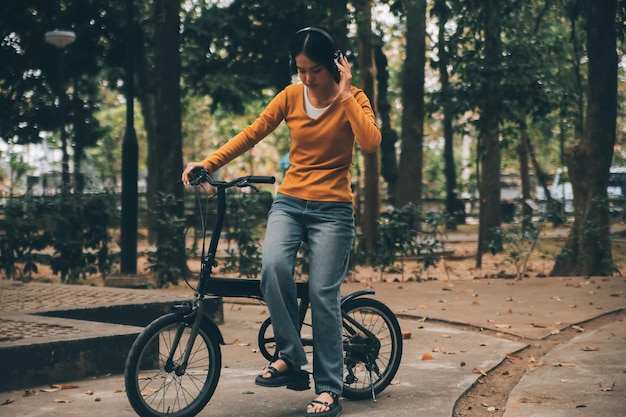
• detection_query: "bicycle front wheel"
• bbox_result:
[124,313,221,417]
[341,298,403,400]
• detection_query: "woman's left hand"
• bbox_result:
[335,53,352,100]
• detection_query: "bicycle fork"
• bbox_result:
[165,294,205,376]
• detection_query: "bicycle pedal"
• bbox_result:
[286,371,310,391]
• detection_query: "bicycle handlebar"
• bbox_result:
[188,168,275,188]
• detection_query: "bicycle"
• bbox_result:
[124,168,403,417]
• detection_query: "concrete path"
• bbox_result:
[0,276,624,417]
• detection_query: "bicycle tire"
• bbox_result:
[341,298,403,400]
[125,313,221,417]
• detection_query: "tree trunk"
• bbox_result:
[395,0,426,209]
[551,0,617,277]
[134,23,159,243]
[154,0,184,223]
[375,37,398,206]
[435,0,460,229]
[517,115,532,230]
[355,0,380,257]
[476,0,503,266]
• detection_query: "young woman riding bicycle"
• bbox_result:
[182,26,381,417]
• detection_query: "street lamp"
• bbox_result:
[45,30,76,189]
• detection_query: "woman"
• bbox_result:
[182,27,381,417]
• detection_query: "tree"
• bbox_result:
[551,0,618,276]
[354,0,381,256]
[475,0,503,265]
[395,0,426,209]
[432,0,462,229]
[0,1,108,192]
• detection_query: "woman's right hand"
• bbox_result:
[181,162,206,184]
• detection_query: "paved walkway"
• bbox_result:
[0,276,624,417]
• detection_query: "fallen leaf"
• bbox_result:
[40,388,59,393]
[560,379,568,383]
[114,388,124,393]
[95,397,102,402]
[550,329,560,335]
[506,353,522,360]
[495,324,511,329]
[582,346,600,351]
[531,323,546,328]
[472,367,487,376]
[53,398,72,403]
[1,398,16,406]
[402,331,412,340]
[421,353,434,360]
[433,347,441,352]
[85,390,94,395]
[519,396,543,404]
[599,382,615,392]
[553,362,576,367]
[51,384,80,390]
[572,325,585,332]
[23,389,37,397]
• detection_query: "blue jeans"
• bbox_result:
[260,193,355,396]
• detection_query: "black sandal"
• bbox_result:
[305,392,342,417]
[254,360,310,391]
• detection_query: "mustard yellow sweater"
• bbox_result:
[202,84,381,202]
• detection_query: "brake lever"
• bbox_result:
[236,179,259,192]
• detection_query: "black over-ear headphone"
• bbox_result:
[289,27,342,82]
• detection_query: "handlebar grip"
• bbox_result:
[188,168,210,185]
[247,176,276,184]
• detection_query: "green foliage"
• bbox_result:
[371,204,450,280]
[145,193,186,288]
[221,192,273,278]
[491,220,542,279]
[0,197,51,281]
[47,193,116,283]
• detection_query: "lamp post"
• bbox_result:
[120,0,139,274]
[45,30,75,189]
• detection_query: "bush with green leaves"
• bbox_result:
[222,193,266,278]
[490,220,542,279]
[47,192,116,283]
[0,196,51,281]
[371,204,451,281]
[145,192,186,287]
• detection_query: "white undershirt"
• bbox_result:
[304,86,331,119]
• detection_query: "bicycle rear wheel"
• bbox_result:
[124,313,221,417]
[341,298,403,400]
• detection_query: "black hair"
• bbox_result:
[289,27,340,82]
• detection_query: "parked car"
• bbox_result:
[536,167,626,213]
